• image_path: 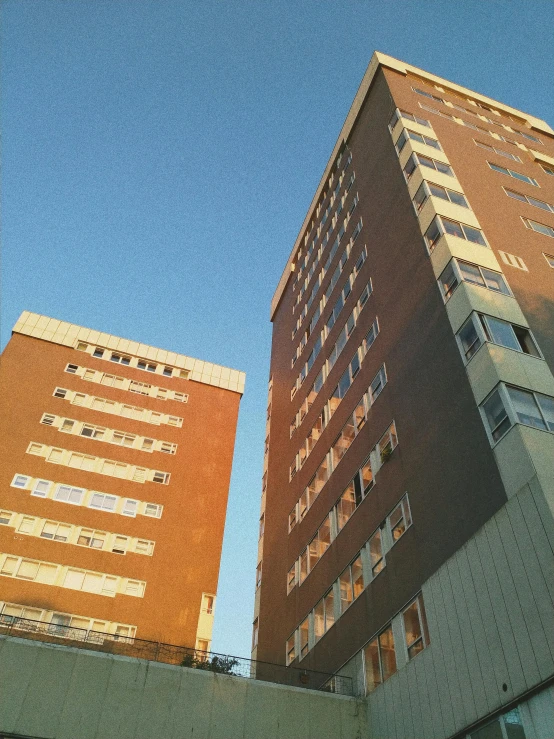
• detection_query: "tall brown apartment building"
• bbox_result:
[0,312,244,649]
[254,53,554,738]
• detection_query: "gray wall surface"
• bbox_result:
[0,636,368,739]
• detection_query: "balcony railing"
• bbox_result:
[0,615,353,696]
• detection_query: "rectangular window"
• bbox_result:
[438,259,511,301]
[337,483,356,531]
[339,568,354,614]
[89,492,117,511]
[395,128,441,154]
[364,625,397,694]
[474,140,521,161]
[425,215,487,252]
[369,528,384,576]
[404,153,454,183]
[369,366,387,404]
[543,253,554,268]
[403,594,430,659]
[299,618,309,658]
[152,471,170,484]
[65,364,79,374]
[389,496,412,543]
[286,634,296,665]
[488,162,538,186]
[287,564,297,595]
[522,218,554,238]
[12,474,31,489]
[414,181,469,212]
[389,108,431,130]
[482,388,512,442]
[144,503,162,518]
[505,188,554,212]
[110,353,131,365]
[0,511,13,525]
[54,484,85,505]
[122,499,138,517]
[32,480,51,497]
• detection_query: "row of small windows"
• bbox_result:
[410,87,542,144]
[76,342,191,380]
[288,594,429,697]
[296,244,367,355]
[288,575,426,690]
[488,161,538,187]
[291,257,368,399]
[65,363,188,403]
[292,239,369,368]
[0,553,146,598]
[407,99,552,191]
[289,490,410,595]
[292,148,353,289]
[395,105,549,199]
[0,601,136,640]
[52,387,183,427]
[0,509,155,556]
[416,100,532,151]
[473,139,521,162]
[293,252,363,375]
[292,176,357,303]
[289,420,397,533]
[290,352,383,480]
[26,442,171,485]
[482,384,554,444]
[11,473,163,518]
[410,74,525,125]
[40,413,177,455]
[504,187,554,214]
[292,218,364,338]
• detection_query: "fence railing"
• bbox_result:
[0,615,353,696]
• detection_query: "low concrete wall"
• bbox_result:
[0,636,368,739]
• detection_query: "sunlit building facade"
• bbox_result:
[0,311,244,650]
[254,52,554,738]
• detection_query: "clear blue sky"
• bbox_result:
[2,0,553,658]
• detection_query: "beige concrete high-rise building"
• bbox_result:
[254,52,554,738]
[0,312,245,651]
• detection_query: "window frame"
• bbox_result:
[481,384,554,445]
[438,258,512,302]
[456,313,542,364]
[488,161,538,186]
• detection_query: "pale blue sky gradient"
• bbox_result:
[2,0,553,658]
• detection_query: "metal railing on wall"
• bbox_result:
[0,615,353,696]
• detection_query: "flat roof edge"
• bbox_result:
[270,51,553,320]
[11,311,246,396]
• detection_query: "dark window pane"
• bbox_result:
[459,319,482,360]
[507,387,546,430]
[442,218,465,238]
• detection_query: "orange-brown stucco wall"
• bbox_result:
[0,332,241,646]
